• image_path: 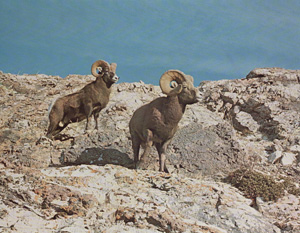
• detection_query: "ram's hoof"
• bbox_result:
[136,160,149,170]
[159,166,169,173]
[85,129,92,135]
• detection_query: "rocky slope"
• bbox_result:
[0,67,299,232]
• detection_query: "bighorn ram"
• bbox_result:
[129,70,201,172]
[46,60,119,139]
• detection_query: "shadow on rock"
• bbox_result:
[62,147,134,169]
[53,133,75,141]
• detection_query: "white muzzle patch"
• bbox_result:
[112,75,119,83]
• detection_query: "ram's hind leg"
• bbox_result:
[46,121,58,139]
[47,111,63,139]
[93,111,100,130]
[137,129,153,170]
[84,102,93,132]
[155,139,171,173]
[49,125,68,139]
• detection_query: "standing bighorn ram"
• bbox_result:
[129,70,201,172]
[46,60,119,139]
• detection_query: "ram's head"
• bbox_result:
[159,70,201,104]
[91,60,119,83]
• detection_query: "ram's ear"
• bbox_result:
[169,84,183,96]
[185,75,194,84]
[110,63,117,73]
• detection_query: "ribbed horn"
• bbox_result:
[159,70,186,96]
[91,60,110,78]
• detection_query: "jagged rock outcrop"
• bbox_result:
[201,68,300,167]
[0,67,300,232]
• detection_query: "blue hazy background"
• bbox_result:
[1,0,300,85]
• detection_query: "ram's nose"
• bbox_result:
[112,75,119,83]
[195,89,203,102]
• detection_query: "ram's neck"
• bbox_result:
[164,96,186,124]
[95,77,112,94]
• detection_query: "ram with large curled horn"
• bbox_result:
[129,70,202,172]
[46,60,119,139]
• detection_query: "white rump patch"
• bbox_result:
[48,98,58,117]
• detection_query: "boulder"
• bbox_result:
[281,152,296,166]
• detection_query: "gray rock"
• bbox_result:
[233,111,260,133]
[290,145,300,153]
[281,152,296,166]
[268,151,282,164]
[168,122,245,178]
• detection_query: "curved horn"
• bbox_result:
[159,70,186,96]
[91,60,109,78]
[110,63,117,73]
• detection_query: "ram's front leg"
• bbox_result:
[155,138,172,173]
